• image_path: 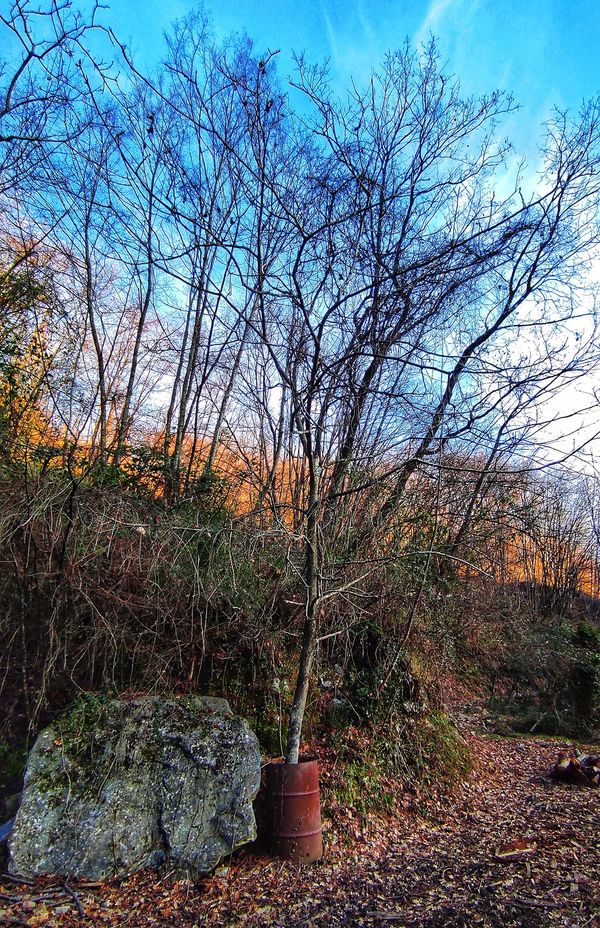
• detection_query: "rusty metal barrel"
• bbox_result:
[266,757,323,863]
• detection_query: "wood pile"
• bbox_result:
[551,749,600,786]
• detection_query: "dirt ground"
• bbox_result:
[1,730,598,927]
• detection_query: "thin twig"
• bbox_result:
[510,895,562,909]
[61,882,86,919]
[0,873,36,887]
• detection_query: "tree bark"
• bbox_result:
[285,459,320,765]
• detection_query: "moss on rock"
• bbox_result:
[9,695,260,879]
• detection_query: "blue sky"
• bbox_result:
[101,0,599,464]
[103,0,600,153]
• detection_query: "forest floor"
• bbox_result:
[1,721,598,927]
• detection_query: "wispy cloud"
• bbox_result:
[317,0,377,88]
[355,0,376,51]
[414,0,465,48]
[319,2,339,64]
[415,0,455,44]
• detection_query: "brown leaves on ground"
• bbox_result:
[1,733,598,927]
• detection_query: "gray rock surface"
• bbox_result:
[8,696,260,879]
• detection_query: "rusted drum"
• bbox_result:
[266,757,323,863]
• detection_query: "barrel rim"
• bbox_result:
[265,754,319,767]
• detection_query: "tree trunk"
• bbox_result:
[286,460,320,765]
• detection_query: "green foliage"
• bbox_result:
[328,730,395,814]
[243,704,284,758]
[189,470,229,515]
[567,621,600,727]
[337,662,422,728]
[224,650,307,758]
[328,707,471,817]
[365,707,471,790]
[55,692,111,743]
[332,619,424,728]
[403,711,472,787]
[226,673,287,758]
[332,757,394,815]
[0,739,28,794]
[85,461,129,489]
[42,693,115,784]
[484,615,600,738]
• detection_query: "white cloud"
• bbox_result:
[319,2,340,63]
[414,0,459,47]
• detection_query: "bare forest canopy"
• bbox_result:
[2,1,600,761]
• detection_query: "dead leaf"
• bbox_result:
[494,838,537,861]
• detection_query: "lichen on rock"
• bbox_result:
[8,695,260,879]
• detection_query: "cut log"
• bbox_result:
[551,748,600,787]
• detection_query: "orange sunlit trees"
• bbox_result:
[0,239,60,461]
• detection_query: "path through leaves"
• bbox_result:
[1,734,598,926]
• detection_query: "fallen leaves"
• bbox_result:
[1,728,598,927]
[494,838,537,861]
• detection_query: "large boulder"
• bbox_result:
[8,695,261,879]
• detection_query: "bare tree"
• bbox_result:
[223,45,600,763]
[3,5,600,766]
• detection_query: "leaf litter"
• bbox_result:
[1,731,598,927]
